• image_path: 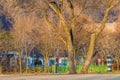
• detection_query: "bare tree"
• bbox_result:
[81,0,120,73]
[43,0,98,74]
[11,11,40,73]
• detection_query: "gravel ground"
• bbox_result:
[0,74,120,80]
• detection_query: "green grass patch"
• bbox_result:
[52,65,107,73]
[29,65,107,74]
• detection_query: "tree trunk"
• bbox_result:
[117,60,119,71]
[81,34,96,73]
[0,65,2,74]
[74,49,77,68]
[19,52,22,74]
[67,38,76,74]
[54,62,57,74]
[44,57,48,72]
[26,56,29,74]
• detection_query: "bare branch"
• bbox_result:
[44,13,67,45]
[96,0,120,38]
